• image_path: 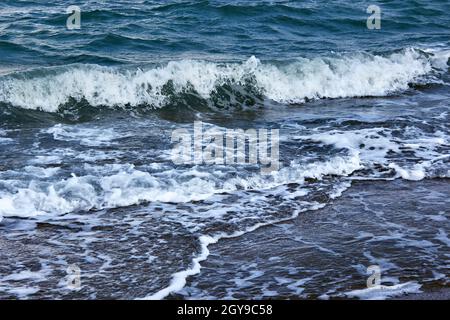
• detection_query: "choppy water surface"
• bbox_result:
[0,0,449,299]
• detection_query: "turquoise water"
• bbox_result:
[0,1,449,299]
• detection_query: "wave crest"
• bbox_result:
[0,48,447,112]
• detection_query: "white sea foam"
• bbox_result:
[0,153,361,220]
[2,270,46,282]
[294,126,448,181]
[44,124,126,146]
[143,235,217,300]
[0,286,40,298]
[388,163,426,181]
[344,282,422,300]
[423,47,450,71]
[0,48,441,111]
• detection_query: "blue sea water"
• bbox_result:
[0,1,449,299]
[0,0,449,65]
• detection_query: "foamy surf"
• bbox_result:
[0,152,361,220]
[0,48,447,112]
[1,0,450,300]
[344,282,422,300]
[141,195,333,300]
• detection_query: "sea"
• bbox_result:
[0,0,449,299]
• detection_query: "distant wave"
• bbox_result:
[0,48,448,112]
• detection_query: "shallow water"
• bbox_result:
[0,0,449,299]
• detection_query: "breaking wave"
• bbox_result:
[0,48,448,113]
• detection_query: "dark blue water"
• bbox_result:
[1,0,449,65]
[0,1,449,299]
